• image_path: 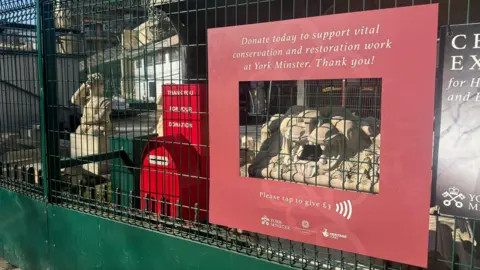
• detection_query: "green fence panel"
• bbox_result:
[0,189,49,270]
[48,204,293,270]
[0,0,44,198]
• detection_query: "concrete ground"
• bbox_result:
[0,258,19,270]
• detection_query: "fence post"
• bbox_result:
[37,0,59,202]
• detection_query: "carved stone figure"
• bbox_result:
[71,73,112,135]
[248,106,307,180]
[260,114,283,145]
[246,105,381,193]
[70,73,112,175]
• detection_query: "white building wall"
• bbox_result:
[132,48,182,102]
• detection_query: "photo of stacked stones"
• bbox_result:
[240,105,381,193]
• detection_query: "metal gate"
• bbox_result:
[0,0,479,269]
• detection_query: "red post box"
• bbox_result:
[139,84,209,222]
[140,134,208,221]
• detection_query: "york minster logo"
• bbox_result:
[442,187,465,209]
[261,215,270,226]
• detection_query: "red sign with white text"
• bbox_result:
[163,85,208,149]
[207,5,438,267]
[163,84,209,176]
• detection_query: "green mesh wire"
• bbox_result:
[0,0,43,198]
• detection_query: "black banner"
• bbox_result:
[436,23,480,218]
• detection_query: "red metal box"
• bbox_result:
[140,134,208,221]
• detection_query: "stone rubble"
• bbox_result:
[240,106,380,193]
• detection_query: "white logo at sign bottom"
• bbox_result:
[260,215,290,230]
[301,220,310,229]
[261,215,270,226]
[322,228,347,240]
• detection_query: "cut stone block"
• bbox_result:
[240,163,251,177]
[240,136,257,150]
[70,131,111,175]
[429,216,476,266]
[240,149,256,167]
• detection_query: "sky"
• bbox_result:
[0,0,36,25]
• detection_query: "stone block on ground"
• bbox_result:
[70,131,111,175]
[428,207,479,269]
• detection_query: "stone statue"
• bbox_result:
[246,105,381,193]
[248,106,307,180]
[70,73,112,175]
[71,73,112,135]
[260,114,283,145]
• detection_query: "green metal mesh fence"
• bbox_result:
[1,0,480,269]
[0,0,43,198]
